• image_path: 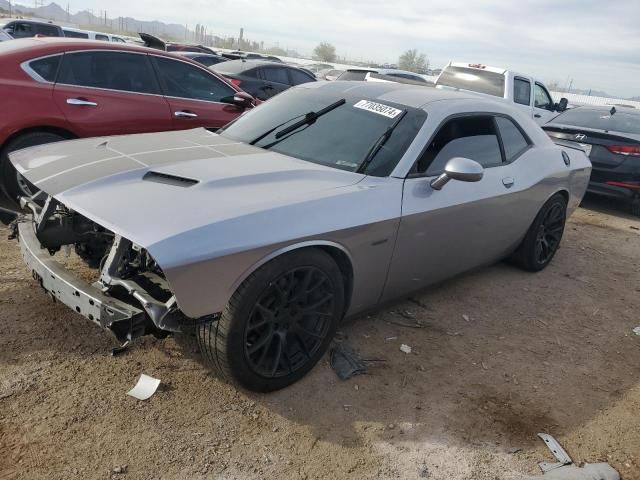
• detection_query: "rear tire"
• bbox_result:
[197,248,345,392]
[510,193,567,272]
[631,198,640,217]
[0,132,67,207]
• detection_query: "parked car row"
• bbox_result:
[1,19,126,42]
[0,36,638,217]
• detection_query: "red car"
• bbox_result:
[0,37,256,209]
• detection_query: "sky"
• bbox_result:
[50,0,640,98]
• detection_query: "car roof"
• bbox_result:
[298,80,503,110]
[212,58,305,73]
[0,37,198,58]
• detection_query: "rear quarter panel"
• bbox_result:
[0,53,72,147]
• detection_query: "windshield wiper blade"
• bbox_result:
[356,110,407,174]
[274,98,346,139]
[247,98,346,146]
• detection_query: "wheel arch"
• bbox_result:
[231,241,355,316]
[1,126,77,152]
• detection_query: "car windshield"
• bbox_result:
[218,87,427,176]
[553,108,640,135]
[436,66,505,97]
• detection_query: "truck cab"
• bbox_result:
[435,62,568,125]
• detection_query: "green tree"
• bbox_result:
[314,42,337,62]
[398,49,428,73]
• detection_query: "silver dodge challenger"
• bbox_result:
[9,82,591,391]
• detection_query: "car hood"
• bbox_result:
[11,128,365,251]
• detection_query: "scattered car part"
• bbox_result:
[127,374,161,400]
[538,433,573,472]
[330,343,367,380]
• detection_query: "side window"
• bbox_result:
[27,55,62,82]
[10,23,33,38]
[37,24,60,37]
[513,78,531,106]
[261,67,290,85]
[242,68,260,79]
[112,37,125,43]
[496,117,530,161]
[288,68,313,85]
[58,51,159,94]
[416,116,503,175]
[534,83,553,110]
[95,34,109,41]
[153,56,235,102]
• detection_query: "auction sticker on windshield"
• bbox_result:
[354,100,403,119]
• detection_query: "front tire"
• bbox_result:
[197,249,345,392]
[0,132,67,207]
[510,193,567,272]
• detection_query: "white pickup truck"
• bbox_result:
[435,62,568,125]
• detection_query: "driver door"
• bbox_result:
[533,83,557,124]
[382,114,524,301]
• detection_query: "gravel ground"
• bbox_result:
[1,195,639,480]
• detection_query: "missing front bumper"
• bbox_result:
[18,220,145,341]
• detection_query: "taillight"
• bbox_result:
[606,181,640,190]
[230,78,242,87]
[607,145,640,157]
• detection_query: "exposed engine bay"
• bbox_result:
[12,195,205,343]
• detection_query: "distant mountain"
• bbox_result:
[0,1,190,41]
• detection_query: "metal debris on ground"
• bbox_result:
[330,343,367,380]
[527,433,620,480]
[400,344,412,354]
[633,326,640,336]
[389,319,426,328]
[538,433,572,472]
[462,314,470,322]
[126,374,161,401]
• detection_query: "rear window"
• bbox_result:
[36,24,61,37]
[436,66,505,97]
[211,60,261,75]
[27,55,61,82]
[553,108,640,135]
[337,70,372,81]
[63,30,89,39]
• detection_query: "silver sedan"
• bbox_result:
[10,82,591,391]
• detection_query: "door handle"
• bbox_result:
[502,177,515,188]
[174,111,198,118]
[534,113,542,118]
[66,98,97,106]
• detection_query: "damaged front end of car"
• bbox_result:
[12,194,209,344]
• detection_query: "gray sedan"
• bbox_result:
[10,82,591,391]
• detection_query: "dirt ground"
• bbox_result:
[1,194,639,480]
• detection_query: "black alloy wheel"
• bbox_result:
[244,266,334,378]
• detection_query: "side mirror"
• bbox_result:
[222,91,255,108]
[430,157,484,190]
[555,97,568,112]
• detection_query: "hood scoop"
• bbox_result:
[142,171,199,187]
